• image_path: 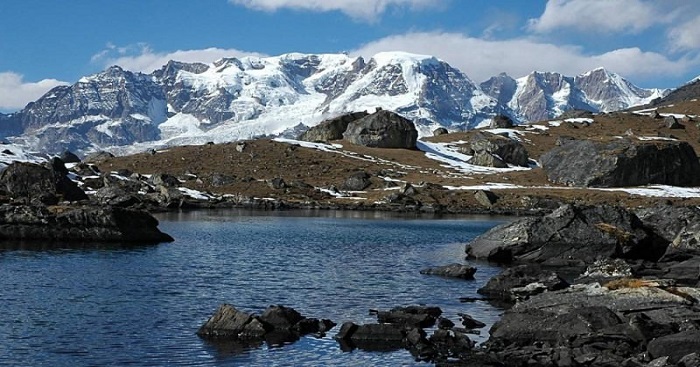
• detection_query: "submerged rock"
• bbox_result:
[376,305,442,328]
[420,263,477,279]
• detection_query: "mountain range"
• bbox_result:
[0,52,669,155]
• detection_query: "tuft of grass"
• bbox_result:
[595,222,632,243]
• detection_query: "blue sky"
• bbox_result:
[1,0,699,111]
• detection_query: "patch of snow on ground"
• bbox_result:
[599,185,700,198]
[548,120,563,127]
[417,141,530,174]
[443,183,524,190]
[178,187,213,200]
[565,118,594,124]
[526,124,549,131]
[273,138,341,152]
[483,128,526,141]
[637,136,678,141]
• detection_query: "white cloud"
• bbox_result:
[668,14,700,51]
[527,0,664,34]
[352,32,695,83]
[91,43,266,73]
[228,0,441,21]
[0,72,68,111]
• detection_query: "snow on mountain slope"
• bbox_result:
[1,52,671,156]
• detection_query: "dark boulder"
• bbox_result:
[420,263,476,280]
[540,138,700,187]
[466,204,665,266]
[635,204,700,244]
[468,132,529,167]
[197,304,267,339]
[665,115,684,129]
[0,161,87,202]
[467,151,507,168]
[340,171,371,191]
[376,305,442,328]
[343,110,418,149]
[478,264,569,303]
[211,173,236,187]
[459,313,486,329]
[335,322,409,351]
[94,186,142,207]
[474,190,498,207]
[84,151,114,163]
[267,178,287,190]
[259,305,303,330]
[489,115,514,128]
[0,205,173,243]
[647,330,700,363]
[148,173,180,188]
[299,111,368,142]
[59,150,81,163]
[433,127,449,136]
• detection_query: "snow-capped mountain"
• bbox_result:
[480,68,668,122]
[0,52,668,155]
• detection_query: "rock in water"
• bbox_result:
[420,263,477,279]
[299,111,368,142]
[0,205,173,243]
[197,304,267,339]
[343,110,418,149]
[540,138,700,187]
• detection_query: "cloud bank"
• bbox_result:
[228,0,442,21]
[0,72,68,111]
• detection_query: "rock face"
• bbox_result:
[540,138,700,187]
[0,205,173,243]
[468,132,529,167]
[466,204,665,266]
[298,111,368,142]
[343,110,418,149]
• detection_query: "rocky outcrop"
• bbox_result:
[477,264,569,303]
[299,111,368,142]
[197,304,335,342]
[466,204,666,266]
[468,132,529,167]
[540,138,700,187]
[489,115,514,128]
[343,110,418,149]
[0,161,88,203]
[484,282,700,366]
[0,205,173,243]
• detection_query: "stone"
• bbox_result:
[340,171,371,191]
[84,151,114,163]
[489,115,514,128]
[148,173,180,188]
[211,173,236,187]
[299,111,368,142]
[467,151,507,168]
[474,190,498,207]
[0,161,88,202]
[259,305,303,330]
[59,150,81,163]
[94,186,141,207]
[466,204,665,266]
[420,263,477,280]
[267,178,287,190]
[478,265,569,303]
[665,115,685,129]
[343,110,418,149]
[196,304,268,339]
[376,305,442,328]
[459,314,486,329]
[469,132,529,167]
[648,331,700,364]
[540,138,700,187]
[433,127,449,136]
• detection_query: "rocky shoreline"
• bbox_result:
[195,202,700,366]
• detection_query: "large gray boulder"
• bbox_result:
[468,132,529,167]
[489,115,514,128]
[299,111,368,142]
[540,138,700,187]
[466,204,666,266]
[343,110,418,149]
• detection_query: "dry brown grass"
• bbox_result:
[604,278,657,290]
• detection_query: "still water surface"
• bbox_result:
[0,210,508,366]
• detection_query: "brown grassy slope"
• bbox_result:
[95,101,700,210]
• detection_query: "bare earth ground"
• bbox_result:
[95,101,700,212]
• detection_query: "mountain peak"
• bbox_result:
[371,51,440,68]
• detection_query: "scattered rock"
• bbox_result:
[433,127,449,136]
[540,138,700,187]
[489,115,514,128]
[477,264,569,303]
[665,115,685,129]
[343,110,418,149]
[148,173,180,188]
[420,263,477,280]
[474,190,498,207]
[376,305,442,328]
[340,171,371,191]
[469,132,529,167]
